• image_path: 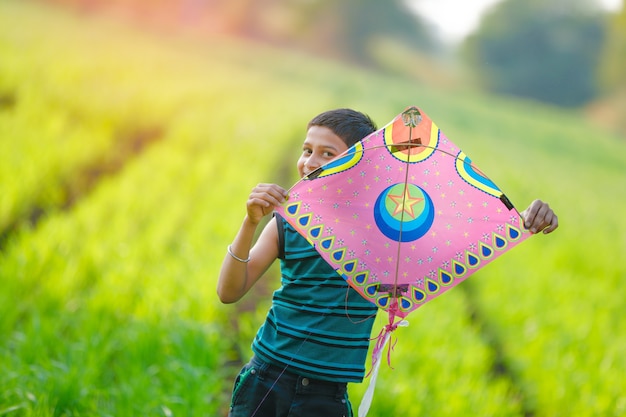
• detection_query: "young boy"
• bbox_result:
[217,109,558,417]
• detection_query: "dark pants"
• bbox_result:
[228,356,354,417]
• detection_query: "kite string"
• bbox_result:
[249,311,330,417]
[344,284,377,324]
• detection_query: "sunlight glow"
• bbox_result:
[409,0,623,43]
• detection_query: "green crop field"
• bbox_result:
[1,1,625,416]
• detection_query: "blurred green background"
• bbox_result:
[1,0,625,416]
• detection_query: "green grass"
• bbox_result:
[1,1,625,416]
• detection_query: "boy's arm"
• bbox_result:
[217,183,287,303]
[520,199,558,234]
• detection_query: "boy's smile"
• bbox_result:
[297,126,348,178]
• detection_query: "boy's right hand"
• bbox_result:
[246,183,288,225]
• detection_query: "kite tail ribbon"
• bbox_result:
[358,308,408,417]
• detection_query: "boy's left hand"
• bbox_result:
[520,199,558,234]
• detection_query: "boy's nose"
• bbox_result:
[305,155,321,170]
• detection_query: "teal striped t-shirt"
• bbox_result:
[252,215,378,383]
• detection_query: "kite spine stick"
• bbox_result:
[391,125,414,299]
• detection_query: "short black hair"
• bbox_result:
[307,108,377,148]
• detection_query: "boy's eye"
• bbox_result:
[301,148,336,158]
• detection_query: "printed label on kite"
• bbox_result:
[373,183,435,242]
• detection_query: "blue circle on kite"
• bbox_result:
[373,183,435,242]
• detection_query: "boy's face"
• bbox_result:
[298,126,348,178]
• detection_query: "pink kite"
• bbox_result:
[277,106,530,319]
[275,107,532,413]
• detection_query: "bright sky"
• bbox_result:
[408,0,623,42]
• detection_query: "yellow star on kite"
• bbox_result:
[388,187,423,218]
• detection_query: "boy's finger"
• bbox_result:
[542,214,559,234]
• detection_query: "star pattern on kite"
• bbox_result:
[388,188,424,218]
